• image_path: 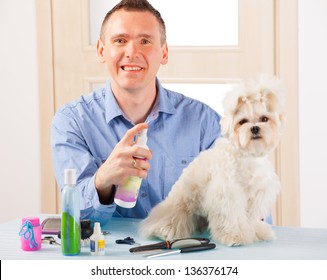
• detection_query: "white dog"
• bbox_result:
[140,75,285,246]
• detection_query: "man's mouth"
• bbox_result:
[121,66,143,71]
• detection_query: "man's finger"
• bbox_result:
[120,123,148,145]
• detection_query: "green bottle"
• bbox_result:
[61,169,81,255]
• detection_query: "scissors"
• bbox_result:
[129,237,210,253]
[116,237,141,246]
[42,236,61,245]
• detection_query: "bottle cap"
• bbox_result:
[64,169,76,185]
[93,222,101,235]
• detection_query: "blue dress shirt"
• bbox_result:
[51,78,221,224]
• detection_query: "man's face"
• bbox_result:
[97,10,168,93]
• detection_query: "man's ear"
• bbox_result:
[96,39,106,63]
[160,43,168,65]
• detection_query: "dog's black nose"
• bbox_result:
[251,126,260,135]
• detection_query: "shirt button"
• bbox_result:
[141,193,147,198]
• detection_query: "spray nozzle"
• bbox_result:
[136,128,148,146]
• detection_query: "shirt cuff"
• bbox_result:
[83,173,117,212]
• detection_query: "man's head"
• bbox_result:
[96,0,168,94]
[100,0,166,46]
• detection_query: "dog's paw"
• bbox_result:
[158,222,193,240]
[211,226,256,246]
[255,222,276,241]
[227,242,242,247]
[218,233,255,246]
[140,220,187,240]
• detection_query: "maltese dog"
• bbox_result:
[140,75,285,246]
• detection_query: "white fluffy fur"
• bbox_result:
[140,75,285,246]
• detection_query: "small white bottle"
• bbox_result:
[114,129,149,208]
[90,222,105,256]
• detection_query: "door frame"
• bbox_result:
[36,0,299,226]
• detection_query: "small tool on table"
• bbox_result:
[42,236,61,245]
[116,237,141,246]
[145,243,216,258]
[129,237,210,254]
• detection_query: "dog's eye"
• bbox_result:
[239,119,248,125]
[260,116,269,122]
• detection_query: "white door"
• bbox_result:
[37,0,299,226]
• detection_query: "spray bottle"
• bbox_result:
[61,169,81,255]
[114,128,148,208]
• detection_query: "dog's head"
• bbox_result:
[220,75,286,156]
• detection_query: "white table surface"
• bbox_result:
[1,215,327,260]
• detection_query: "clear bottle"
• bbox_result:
[61,169,81,255]
[90,222,105,256]
[114,129,149,208]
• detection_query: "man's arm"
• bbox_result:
[51,111,151,223]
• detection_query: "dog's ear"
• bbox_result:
[262,88,286,129]
[221,85,242,138]
[278,112,287,129]
[263,90,282,113]
[220,114,233,137]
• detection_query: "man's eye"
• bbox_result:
[239,119,248,125]
[114,38,126,44]
[141,38,151,44]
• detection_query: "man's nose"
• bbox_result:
[125,41,139,58]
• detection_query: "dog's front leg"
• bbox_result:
[247,176,280,241]
[205,183,256,246]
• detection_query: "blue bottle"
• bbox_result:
[61,169,81,255]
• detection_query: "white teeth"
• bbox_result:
[123,66,142,71]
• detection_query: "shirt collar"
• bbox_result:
[104,78,177,124]
[105,80,124,124]
[156,78,177,115]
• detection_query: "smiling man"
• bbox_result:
[51,0,221,224]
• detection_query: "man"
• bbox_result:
[51,0,221,224]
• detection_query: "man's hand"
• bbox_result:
[95,123,152,203]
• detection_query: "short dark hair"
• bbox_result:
[100,0,166,45]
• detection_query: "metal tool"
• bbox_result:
[116,237,141,245]
[42,236,61,245]
[145,243,216,258]
[129,237,210,253]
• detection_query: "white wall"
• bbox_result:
[0,0,326,228]
[0,0,41,222]
[298,0,327,228]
